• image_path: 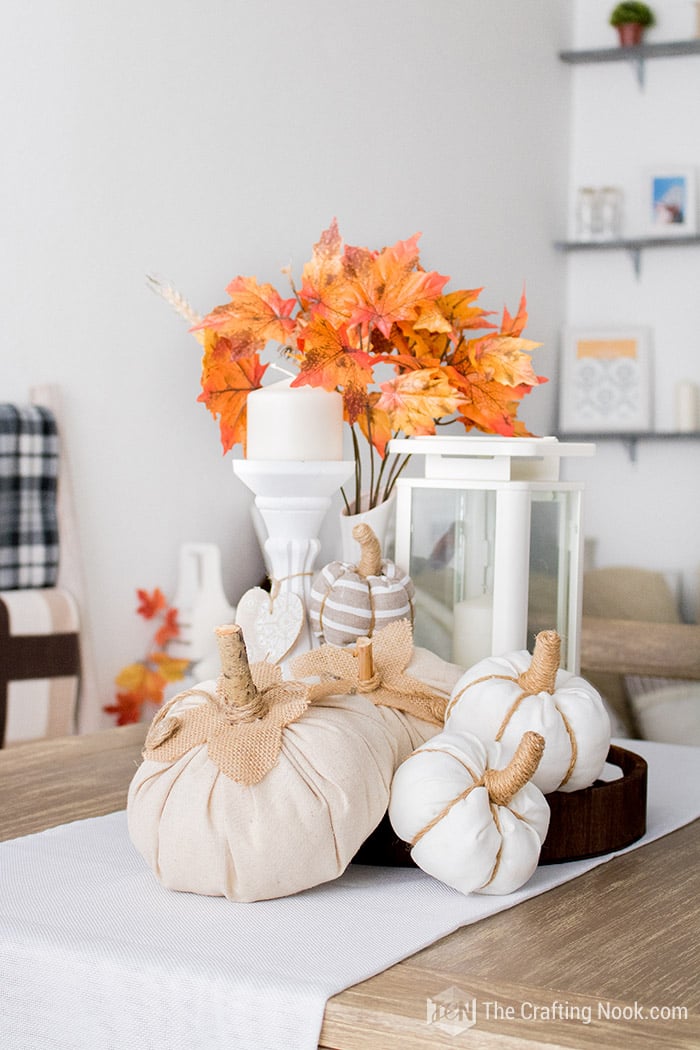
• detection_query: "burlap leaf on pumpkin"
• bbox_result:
[142,664,331,785]
[292,619,447,726]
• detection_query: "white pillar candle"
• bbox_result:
[674,380,698,433]
[246,378,344,461]
[452,593,494,668]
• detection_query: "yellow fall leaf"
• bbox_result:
[376,368,463,435]
[114,662,166,702]
[150,652,190,682]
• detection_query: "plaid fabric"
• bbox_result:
[0,404,60,589]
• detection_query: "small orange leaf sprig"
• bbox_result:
[150,221,547,512]
[104,588,190,726]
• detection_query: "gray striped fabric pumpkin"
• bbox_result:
[309,523,415,646]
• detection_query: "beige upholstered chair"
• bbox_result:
[0,589,81,745]
[0,386,97,745]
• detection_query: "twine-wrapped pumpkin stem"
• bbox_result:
[483,730,545,806]
[517,630,561,695]
[215,625,268,722]
[352,523,382,578]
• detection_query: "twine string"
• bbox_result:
[267,572,314,612]
[408,734,544,851]
[482,730,545,806]
[352,523,382,577]
[518,630,561,695]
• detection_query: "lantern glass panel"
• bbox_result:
[527,489,579,658]
[406,486,497,663]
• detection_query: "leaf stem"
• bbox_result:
[351,425,362,513]
[373,448,391,506]
[383,452,412,502]
[340,485,352,514]
[366,406,375,503]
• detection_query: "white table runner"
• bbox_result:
[1,738,699,1050]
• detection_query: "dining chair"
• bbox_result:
[0,385,98,745]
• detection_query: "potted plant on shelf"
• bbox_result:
[609,2,655,47]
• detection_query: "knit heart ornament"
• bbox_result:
[235,585,305,665]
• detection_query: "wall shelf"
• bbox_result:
[554,234,700,277]
[558,431,700,462]
[559,39,700,87]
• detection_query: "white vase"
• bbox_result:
[338,492,397,563]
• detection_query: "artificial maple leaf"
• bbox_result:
[298,219,355,327]
[198,346,267,453]
[114,662,167,703]
[342,242,377,283]
[500,288,530,337]
[154,606,180,647]
[376,368,463,436]
[389,322,446,366]
[136,588,167,620]
[347,234,450,338]
[203,326,266,363]
[438,287,497,336]
[355,396,394,458]
[293,317,375,424]
[412,299,453,335]
[456,374,541,437]
[192,276,297,348]
[461,333,543,388]
[103,692,145,726]
[150,651,190,682]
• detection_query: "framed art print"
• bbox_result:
[645,167,697,235]
[559,328,652,433]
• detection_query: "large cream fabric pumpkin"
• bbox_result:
[128,687,410,902]
[389,728,549,895]
[445,630,611,794]
[128,625,458,903]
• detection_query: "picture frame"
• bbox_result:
[645,167,697,236]
[559,328,652,433]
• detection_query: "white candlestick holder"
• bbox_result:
[233,459,354,655]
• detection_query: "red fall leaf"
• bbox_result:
[136,588,167,620]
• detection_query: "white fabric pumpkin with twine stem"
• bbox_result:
[128,624,423,902]
[309,522,415,646]
[445,630,611,794]
[388,728,550,895]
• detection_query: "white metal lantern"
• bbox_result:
[389,436,595,673]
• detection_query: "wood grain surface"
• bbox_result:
[1,726,697,1049]
[0,722,146,841]
[581,616,700,679]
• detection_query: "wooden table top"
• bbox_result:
[1,726,698,1050]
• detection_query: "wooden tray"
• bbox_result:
[539,744,647,863]
[353,745,647,868]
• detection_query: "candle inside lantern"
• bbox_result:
[246,378,344,461]
[675,380,698,433]
[452,593,494,668]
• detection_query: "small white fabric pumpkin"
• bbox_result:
[445,630,611,794]
[389,728,549,895]
[127,626,412,902]
[309,522,414,645]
